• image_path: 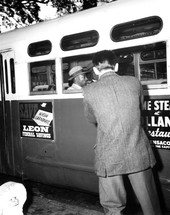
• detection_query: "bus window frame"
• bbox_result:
[29,60,56,95]
[115,41,167,89]
[28,40,52,57]
[62,54,94,93]
[60,30,99,51]
[111,16,163,42]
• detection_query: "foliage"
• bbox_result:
[0,0,46,32]
[0,0,45,23]
[50,0,97,14]
[51,0,115,15]
[0,0,115,32]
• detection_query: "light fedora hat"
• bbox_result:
[68,65,87,80]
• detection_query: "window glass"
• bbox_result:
[61,41,166,93]
[61,30,99,51]
[141,49,166,60]
[62,54,94,93]
[28,40,52,57]
[114,41,166,88]
[140,62,167,85]
[111,16,162,42]
[140,42,166,86]
[30,60,56,94]
[116,53,135,76]
[10,58,16,94]
[141,51,155,61]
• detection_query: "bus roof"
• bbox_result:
[0,0,169,50]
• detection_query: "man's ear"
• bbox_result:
[93,67,100,75]
[114,63,119,72]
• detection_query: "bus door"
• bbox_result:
[0,50,16,175]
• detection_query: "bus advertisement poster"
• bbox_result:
[144,98,170,150]
[19,102,54,140]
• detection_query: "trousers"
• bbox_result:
[99,168,162,215]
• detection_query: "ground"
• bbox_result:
[0,173,169,215]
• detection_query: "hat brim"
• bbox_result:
[68,70,88,81]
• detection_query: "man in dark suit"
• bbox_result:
[83,50,162,215]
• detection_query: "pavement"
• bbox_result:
[24,181,103,215]
[0,173,103,215]
[0,173,170,215]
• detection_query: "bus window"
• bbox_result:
[111,16,162,42]
[30,60,56,94]
[62,54,94,93]
[61,30,99,51]
[140,43,167,86]
[28,40,52,57]
[140,62,166,83]
[10,58,16,94]
[116,53,135,76]
[115,41,167,88]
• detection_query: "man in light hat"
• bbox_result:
[67,65,88,90]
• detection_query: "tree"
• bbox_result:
[0,0,46,32]
[50,0,97,14]
[50,0,115,15]
[0,0,115,32]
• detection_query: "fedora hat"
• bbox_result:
[68,66,87,80]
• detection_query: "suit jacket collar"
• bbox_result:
[100,71,118,79]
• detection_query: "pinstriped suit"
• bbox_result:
[83,72,162,215]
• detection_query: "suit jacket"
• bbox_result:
[83,72,156,177]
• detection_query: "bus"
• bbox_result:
[0,0,170,210]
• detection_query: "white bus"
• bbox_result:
[0,0,169,210]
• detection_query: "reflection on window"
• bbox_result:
[62,54,94,93]
[30,60,56,94]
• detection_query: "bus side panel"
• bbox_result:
[22,99,98,192]
[57,98,96,170]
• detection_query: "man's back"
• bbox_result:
[85,73,140,132]
[83,72,156,177]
